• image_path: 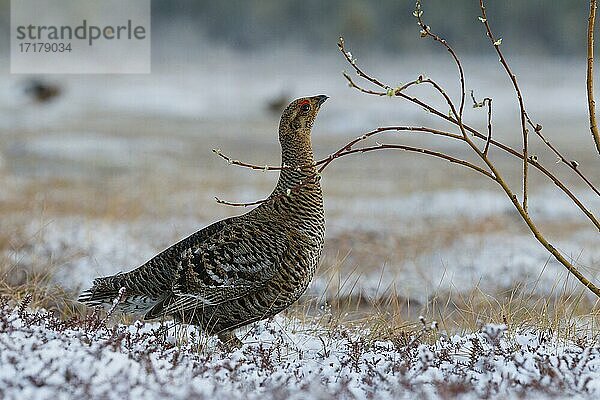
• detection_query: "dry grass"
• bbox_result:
[0,222,79,316]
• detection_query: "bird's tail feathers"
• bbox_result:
[77,275,125,308]
[78,274,161,315]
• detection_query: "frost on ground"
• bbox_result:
[1,299,599,400]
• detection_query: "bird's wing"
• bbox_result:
[79,217,234,307]
[148,219,291,316]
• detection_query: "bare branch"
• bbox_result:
[527,158,599,231]
[213,149,286,171]
[415,0,467,120]
[471,91,493,156]
[479,1,600,198]
[339,47,599,229]
[333,143,496,180]
[317,126,464,172]
[340,29,599,197]
[338,37,389,91]
[587,0,600,155]
[528,122,600,197]
[484,98,493,156]
[479,0,530,212]
[342,72,386,96]
[213,148,312,172]
[215,196,268,207]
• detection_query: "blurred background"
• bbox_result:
[0,0,598,325]
[0,1,590,55]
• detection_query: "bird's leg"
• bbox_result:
[218,330,243,350]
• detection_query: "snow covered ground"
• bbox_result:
[2,301,600,399]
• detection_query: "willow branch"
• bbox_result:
[528,122,600,196]
[213,149,286,171]
[212,149,312,172]
[415,0,466,120]
[480,0,599,197]
[479,0,529,211]
[317,126,463,172]
[333,143,495,180]
[342,72,386,96]
[338,37,389,91]
[471,91,493,156]
[484,98,493,156]
[340,46,599,230]
[588,0,600,155]
[215,196,268,207]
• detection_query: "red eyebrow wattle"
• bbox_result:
[299,100,310,106]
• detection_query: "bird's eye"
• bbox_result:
[300,103,310,112]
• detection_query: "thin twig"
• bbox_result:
[215,196,268,207]
[216,174,320,207]
[212,149,312,172]
[479,0,600,197]
[527,120,600,197]
[323,124,597,233]
[471,90,493,156]
[415,0,467,120]
[479,0,529,212]
[342,72,386,96]
[484,98,493,156]
[587,0,600,155]
[213,149,286,171]
[335,143,495,180]
[338,37,389,90]
[317,126,463,172]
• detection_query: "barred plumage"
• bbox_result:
[78,95,328,346]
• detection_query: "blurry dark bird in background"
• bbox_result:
[24,79,62,103]
[266,92,291,116]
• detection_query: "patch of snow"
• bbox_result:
[1,306,599,399]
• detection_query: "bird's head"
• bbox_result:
[279,95,328,140]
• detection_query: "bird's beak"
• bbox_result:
[314,95,329,107]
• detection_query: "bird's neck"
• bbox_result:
[272,133,320,196]
[259,131,324,230]
[280,132,315,169]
